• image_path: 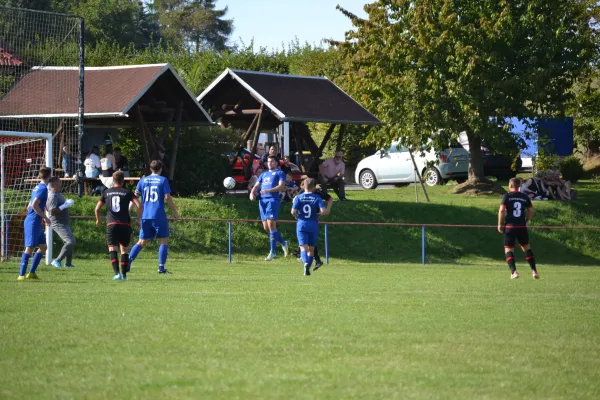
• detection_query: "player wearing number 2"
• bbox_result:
[291,178,327,276]
[95,171,142,280]
[498,178,539,280]
[129,160,180,274]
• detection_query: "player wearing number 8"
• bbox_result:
[95,171,142,279]
[498,178,539,280]
[129,160,180,274]
[291,178,327,276]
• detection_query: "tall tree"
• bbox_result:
[153,0,233,52]
[336,0,598,182]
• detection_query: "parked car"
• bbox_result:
[458,132,522,180]
[224,149,302,188]
[355,142,469,189]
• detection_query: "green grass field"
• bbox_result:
[1,259,600,399]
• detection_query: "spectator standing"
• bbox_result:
[319,150,348,201]
[84,145,101,178]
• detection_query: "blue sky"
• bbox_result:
[220,0,369,50]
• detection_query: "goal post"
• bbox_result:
[0,131,52,264]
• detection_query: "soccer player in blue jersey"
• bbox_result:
[291,178,328,276]
[18,167,52,280]
[249,155,289,261]
[128,160,180,274]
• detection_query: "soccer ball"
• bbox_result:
[223,176,236,190]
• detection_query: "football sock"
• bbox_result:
[307,255,314,268]
[273,230,285,244]
[505,251,516,274]
[121,254,129,275]
[109,251,119,275]
[314,246,321,263]
[300,250,307,264]
[525,249,537,271]
[158,245,168,270]
[19,253,30,276]
[129,244,143,267]
[269,231,277,254]
[30,252,43,273]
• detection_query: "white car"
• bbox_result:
[355,142,469,189]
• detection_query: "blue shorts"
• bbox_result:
[24,216,46,247]
[139,219,169,240]
[297,227,318,247]
[259,198,281,221]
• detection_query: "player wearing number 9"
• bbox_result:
[498,178,540,280]
[129,160,180,275]
[291,178,327,276]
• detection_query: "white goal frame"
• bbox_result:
[0,131,53,264]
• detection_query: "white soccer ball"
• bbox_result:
[223,176,236,190]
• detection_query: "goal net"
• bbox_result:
[0,131,52,261]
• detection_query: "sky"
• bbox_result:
[220,0,369,50]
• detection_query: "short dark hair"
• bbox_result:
[267,155,278,162]
[48,176,60,187]
[509,178,521,188]
[150,160,163,173]
[304,177,317,190]
[39,167,51,180]
[113,170,124,185]
[114,147,121,152]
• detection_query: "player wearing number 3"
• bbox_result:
[129,160,180,274]
[95,171,142,279]
[291,178,327,276]
[498,178,539,280]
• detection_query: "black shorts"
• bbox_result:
[106,224,132,247]
[504,226,529,248]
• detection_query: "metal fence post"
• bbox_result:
[421,225,425,265]
[228,221,232,263]
[325,224,329,265]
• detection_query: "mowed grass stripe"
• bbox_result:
[1,260,599,399]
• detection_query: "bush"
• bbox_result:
[559,156,585,183]
[534,153,560,172]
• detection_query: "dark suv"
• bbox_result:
[458,132,522,180]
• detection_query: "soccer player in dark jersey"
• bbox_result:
[18,167,51,280]
[130,160,180,274]
[95,171,142,280]
[292,178,327,276]
[498,178,540,280]
[250,155,289,261]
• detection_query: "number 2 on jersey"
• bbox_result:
[144,186,159,202]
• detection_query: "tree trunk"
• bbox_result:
[465,130,485,182]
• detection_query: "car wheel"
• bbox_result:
[423,167,443,186]
[359,169,378,189]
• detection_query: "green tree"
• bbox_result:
[336,0,598,182]
[152,0,233,52]
[568,68,600,157]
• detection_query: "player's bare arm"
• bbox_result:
[325,197,334,214]
[131,197,142,225]
[497,205,506,233]
[165,194,180,219]
[319,207,328,216]
[249,182,261,201]
[94,201,103,227]
[527,206,534,222]
[291,207,298,217]
[32,198,51,225]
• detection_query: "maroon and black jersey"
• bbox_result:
[500,191,532,227]
[315,188,332,202]
[99,187,136,225]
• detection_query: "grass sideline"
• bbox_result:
[54,179,600,265]
[1,259,599,399]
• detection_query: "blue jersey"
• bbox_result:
[136,174,171,220]
[257,169,286,200]
[292,192,324,230]
[27,183,48,219]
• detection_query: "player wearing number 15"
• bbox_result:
[95,171,142,280]
[498,178,539,280]
[291,178,327,276]
[129,160,180,274]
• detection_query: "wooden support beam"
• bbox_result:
[241,113,259,143]
[318,123,336,157]
[336,124,346,151]
[136,105,152,168]
[246,103,264,179]
[292,123,306,173]
[224,109,262,115]
[138,104,176,114]
[168,101,183,181]
[52,119,65,140]
[159,110,176,145]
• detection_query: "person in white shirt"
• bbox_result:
[84,146,101,178]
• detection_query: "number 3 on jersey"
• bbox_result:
[513,202,522,218]
[144,186,159,202]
